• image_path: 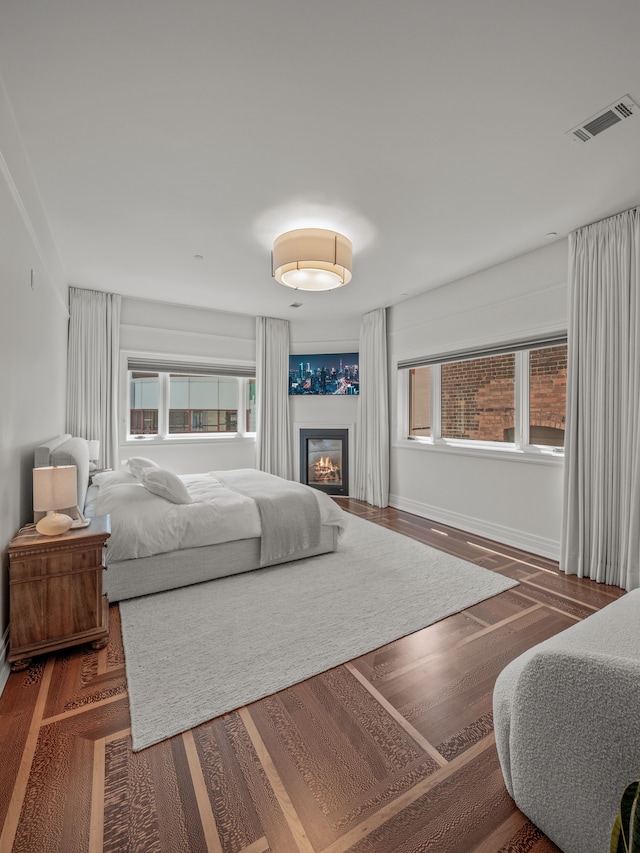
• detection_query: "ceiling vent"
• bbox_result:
[566,95,638,142]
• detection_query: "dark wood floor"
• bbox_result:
[0,501,624,852]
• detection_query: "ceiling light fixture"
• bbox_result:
[272,228,352,291]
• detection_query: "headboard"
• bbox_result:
[33,434,91,517]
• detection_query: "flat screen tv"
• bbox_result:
[289,352,359,396]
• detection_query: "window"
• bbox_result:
[441,353,515,442]
[130,373,159,435]
[528,345,567,447]
[168,374,238,434]
[409,366,431,437]
[400,336,567,452]
[246,378,256,432]
[125,357,256,441]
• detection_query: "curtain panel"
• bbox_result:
[66,287,121,470]
[561,207,640,589]
[255,316,292,480]
[354,307,389,507]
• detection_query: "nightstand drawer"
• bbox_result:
[10,568,103,648]
[9,543,106,581]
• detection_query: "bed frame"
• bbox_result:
[34,436,341,602]
[102,527,339,601]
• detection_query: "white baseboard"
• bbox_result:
[389,493,560,560]
[0,626,10,696]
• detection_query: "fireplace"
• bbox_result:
[299,428,349,496]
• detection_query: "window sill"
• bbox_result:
[393,437,564,466]
[124,434,256,446]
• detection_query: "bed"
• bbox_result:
[34,435,347,602]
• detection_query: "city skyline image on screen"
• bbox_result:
[289,352,359,396]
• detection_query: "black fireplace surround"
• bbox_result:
[299,428,349,497]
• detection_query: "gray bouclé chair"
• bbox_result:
[493,589,640,853]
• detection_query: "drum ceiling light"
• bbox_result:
[272,228,352,291]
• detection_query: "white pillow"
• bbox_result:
[127,456,161,480]
[92,470,138,487]
[140,467,193,504]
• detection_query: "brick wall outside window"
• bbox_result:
[441,354,515,441]
[529,345,567,436]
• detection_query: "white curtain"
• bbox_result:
[256,316,292,479]
[561,207,640,590]
[354,307,389,507]
[66,287,121,470]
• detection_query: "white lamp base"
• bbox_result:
[36,512,74,536]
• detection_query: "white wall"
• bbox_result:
[388,240,568,558]
[289,316,360,490]
[0,78,69,689]
[119,297,257,473]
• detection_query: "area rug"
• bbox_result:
[120,514,518,751]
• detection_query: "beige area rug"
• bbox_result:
[120,514,518,751]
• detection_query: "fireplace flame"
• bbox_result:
[313,456,341,482]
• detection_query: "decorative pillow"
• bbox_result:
[92,470,138,487]
[139,467,193,504]
[127,456,161,480]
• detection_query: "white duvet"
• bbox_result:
[93,469,347,562]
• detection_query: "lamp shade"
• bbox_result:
[272,229,352,291]
[87,439,100,462]
[33,466,78,535]
[33,465,78,512]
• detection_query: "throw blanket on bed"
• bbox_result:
[215,469,322,565]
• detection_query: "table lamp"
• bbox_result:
[33,465,78,535]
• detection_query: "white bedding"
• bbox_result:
[94,468,347,562]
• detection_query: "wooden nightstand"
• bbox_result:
[8,515,111,671]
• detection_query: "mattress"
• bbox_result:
[92,467,346,562]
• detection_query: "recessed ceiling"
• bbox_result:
[1,0,639,321]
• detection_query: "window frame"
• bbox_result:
[121,352,256,445]
[396,335,566,464]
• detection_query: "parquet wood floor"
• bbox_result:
[0,501,624,852]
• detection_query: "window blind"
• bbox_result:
[397,332,567,371]
[127,357,255,378]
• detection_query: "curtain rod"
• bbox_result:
[575,204,639,233]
